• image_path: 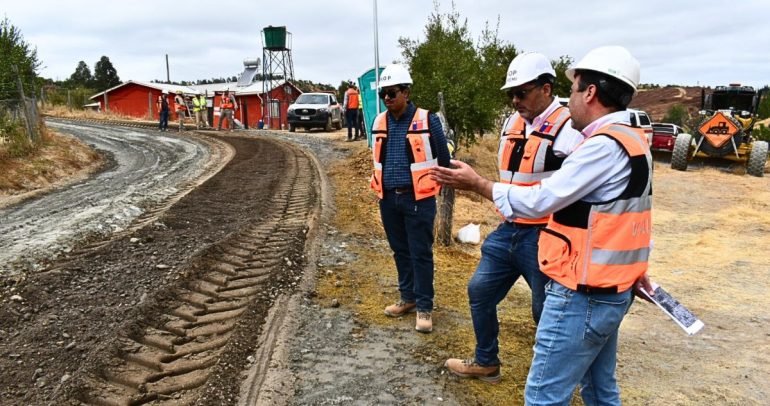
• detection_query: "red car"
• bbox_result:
[652,123,684,152]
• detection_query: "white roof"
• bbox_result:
[90,80,200,99]
[90,79,299,100]
[187,80,292,96]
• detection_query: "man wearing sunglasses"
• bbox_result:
[432,46,655,405]
[443,52,585,383]
[370,63,451,333]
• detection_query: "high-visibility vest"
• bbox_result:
[221,95,234,109]
[370,108,441,200]
[498,106,571,225]
[537,124,652,294]
[345,88,360,109]
[193,96,206,112]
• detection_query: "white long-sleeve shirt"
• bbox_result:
[493,110,633,220]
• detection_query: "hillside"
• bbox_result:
[629,86,705,122]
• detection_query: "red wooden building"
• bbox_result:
[90,80,302,130]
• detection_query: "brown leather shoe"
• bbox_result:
[383,301,416,317]
[415,311,433,333]
[444,358,501,383]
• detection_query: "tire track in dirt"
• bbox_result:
[0,129,321,405]
[75,146,316,405]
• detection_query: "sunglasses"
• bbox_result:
[507,84,541,100]
[378,88,401,100]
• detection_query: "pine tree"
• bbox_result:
[69,61,93,87]
[93,56,121,90]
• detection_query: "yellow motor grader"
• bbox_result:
[671,84,768,177]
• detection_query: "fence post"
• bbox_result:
[147,91,153,120]
[67,89,72,111]
[435,91,455,246]
[12,65,37,141]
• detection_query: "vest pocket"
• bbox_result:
[538,228,572,280]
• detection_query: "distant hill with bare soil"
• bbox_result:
[629,86,706,122]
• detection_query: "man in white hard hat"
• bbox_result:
[432,46,655,405]
[217,90,237,132]
[444,52,585,384]
[370,63,451,333]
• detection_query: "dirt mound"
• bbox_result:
[630,86,705,122]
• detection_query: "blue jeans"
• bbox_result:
[379,191,436,312]
[525,281,633,406]
[346,109,360,139]
[469,222,549,366]
[159,110,169,130]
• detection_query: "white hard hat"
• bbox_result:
[162,90,168,94]
[501,52,555,90]
[378,64,413,88]
[566,46,640,93]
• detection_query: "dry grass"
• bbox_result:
[317,136,545,405]
[0,123,101,208]
[42,105,149,122]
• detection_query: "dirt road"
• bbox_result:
[0,122,322,405]
[0,119,230,277]
[2,120,768,405]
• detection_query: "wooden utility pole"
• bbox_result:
[435,91,455,246]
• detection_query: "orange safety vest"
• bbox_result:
[538,124,652,294]
[345,88,360,109]
[370,108,441,201]
[221,94,234,110]
[498,106,571,225]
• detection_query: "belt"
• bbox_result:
[391,187,413,195]
[576,284,618,295]
[507,221,545,229]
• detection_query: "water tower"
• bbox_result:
[261,26,295,129]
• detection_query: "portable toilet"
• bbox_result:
[357,67,386,147]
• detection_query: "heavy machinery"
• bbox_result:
[671,84,768,177]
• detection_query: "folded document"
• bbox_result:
[640,283,704,336]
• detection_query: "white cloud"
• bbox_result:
[3,0,769,88]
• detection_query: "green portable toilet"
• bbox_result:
[357,67,386,148]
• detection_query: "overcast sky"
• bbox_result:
[3,0,769,90]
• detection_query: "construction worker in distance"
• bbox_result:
[371,63,451,333]
[343,82,361,141]
[443,52,586,384]
[217,90,238,132]
[193,93,209,129]
[431,45,655,405]
[174,90,187,132]
[157,90,170,132]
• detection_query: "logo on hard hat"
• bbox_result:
[382,75,391,81]
[508,70,517,80]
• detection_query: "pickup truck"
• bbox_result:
[651,122,684,152]
[287,93,343,132]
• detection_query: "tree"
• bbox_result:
[0,17,41,100]
[399,4,496,146]
[69,60,93,87]
[758,85,770,119]
[93,55,120,90]
[663,103,689,127]
[551,55,574,98]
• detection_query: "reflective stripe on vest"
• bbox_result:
[537,124,652,293]
[498,106,571,225]
[370,108,441,200]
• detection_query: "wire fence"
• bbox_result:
[0,68,41,144]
